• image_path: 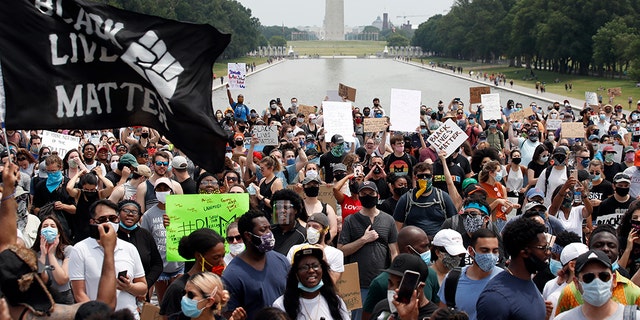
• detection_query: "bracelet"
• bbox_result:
[1,192,15,201]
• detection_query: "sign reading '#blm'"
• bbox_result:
[227,63,246,89]
[0,0,231,173]
[41,130,80,158]
[426,119,469,158]
[165,194,250,261]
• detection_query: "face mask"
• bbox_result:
[251,232,275,253]
[489,124,497,129]
[364,111,370,116]
[109,222,119,233]
[621,122,628,128]
[494,172,503,182]
[41,227,58,244]
[549,259,562,276]
[581,277,613,307]
[610,131,618,136]
[581,159,590,168]
[463,215,484,234]
[387,289,398,313]
[469,118,475,124]
[415,178,433,198]
[472,248,498,272]
[331,145,344,157]
[421,128,428,135]
[229,243,245,256]
[307,227,322,244]
[298,280,324,293]
[225,152,232,159]
[512,158,522,165]
[554,155,566,166]
[360,194,378,209]
[541,156,549,162]
[592,174,601,181]
[311,119,317,124]
[286,158,295,166]
[156,191,171,204]
[304,184,320,197]
[306,143,316,150]
[626,153,635,162]
[181,296,206,318]
[393,145,404,153]
[110,162,118,171]
[599,114,606,121]
[235,140,244,147]
[68,159,78,168]
[529,135,538,142]
[334,172,346,181]
[141,132,149,139]
[355,118,362,124]
[523,251,548,274]
[394,187,408,197]
[297,117,304,123]
[441,252,462,270]
[30,145,40,154]
[286,132,294,139]
[616,187,630,197]
[605,153,615,162]
[550,113,558,119]
[46,170,63,193]
[562,197,573,208]
[119,221,138,231]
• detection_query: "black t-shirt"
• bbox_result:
[179,177,197,195]
[319,152,345,183]
[159,273,190,320]
[370,299,438,320]
[105,170,121,186]
[271,222,306,256]
[453,153,472,176]
[595,196,634,227]
[527,161,548,179]
[603,162,625,183]
[384,152,416,178]
[369,177,391,201]
[589,179,614,220]
[432,160,465,195]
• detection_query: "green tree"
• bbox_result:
[387,34,410,47]
[269,35,287,47]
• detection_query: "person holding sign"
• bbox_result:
[226,84,249,123]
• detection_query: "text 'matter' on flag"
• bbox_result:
[0,0,231,173]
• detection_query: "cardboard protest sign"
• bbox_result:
[546,119,562,131]
[363,118,387,133]
[426,119,469,157]
[509,108,534,121]
[561,122,585,138]
[338,83,357,102]
[251,125,278,145]
[389,88,421,132]
[586,92,599,107]
[607,87,622,97]
[298,104,316,117]
[165,194,250,261]
[41,130,80,158]
[481,93,501,120]
[469,86,491,104]
[597,144,623,163]
[227,63,246,89]
[336,263,362,311]
[289,184,338,213]
[141,303,161,320]
[322,101,355,143]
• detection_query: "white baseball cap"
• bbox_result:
[560,243,589,265]
[433,229,466,256]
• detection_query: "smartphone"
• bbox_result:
[118,270,128,280]
[631,220,640,231]
[276,98,281,104]
[88,224,107,240]
[396,270,421,304]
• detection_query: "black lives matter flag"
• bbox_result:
[0,0,231,173]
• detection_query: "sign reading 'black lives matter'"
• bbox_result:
[0,0,231,173]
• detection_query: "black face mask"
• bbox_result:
[334,173,346,181]
[394,187,408,197]
[420,110,426,116]
[303,186,320,198]
[359,194,378,209]
[554,155,566,165]
[290,119,297,127]
[235,140,244,147]
[616,187,630,197]
[524,251,548,274]
[141,132,149,139]
[349,181,359,194]
[512,158,522,165]
[363,111,370,116]
[431,113,438,120]
[438,106,444,111]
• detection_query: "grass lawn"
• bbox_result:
[426,57,640,110]
[288,40,386,56]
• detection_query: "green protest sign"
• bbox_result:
[165,193,250,261]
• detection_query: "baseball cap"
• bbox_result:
[134,165,152,178]
[331,134,344,145]
[333,163,347,173]
[432,229,466,256]
[461,178,478,190]
[463,183,487,198]
[171,156,188,170]
[292,245,324,266]
[119,153,138,167]
[575,249,612,274]
[154,177,173,190]
[624,146,635,154]
[97,146,109,153]
[523,201,547,213]
[553,146,569,156]
[358,181,378,193]
[526,188,545,200]
[603,145,616,153]
[307,213,329,229]
[383,253,429,282]
[560,243,589,265]
[588,135,600,141]
[613,172,631,184]
[301,175,321,185]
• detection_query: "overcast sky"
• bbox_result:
[236,0,455,28]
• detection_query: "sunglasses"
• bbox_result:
[226,176,238,182]
[582,271,611,284]
[416,173,433,180]
[155,161,169,167]
[95,215,119,224]
[226,235,242,242]
[200,180,218,186]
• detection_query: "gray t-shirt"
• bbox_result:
[555,303,640,320]
[37,245,73,292]
[140,205,184,273]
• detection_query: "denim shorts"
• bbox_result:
[157,267,185,281]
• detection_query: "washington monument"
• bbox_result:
[324,0,344,40]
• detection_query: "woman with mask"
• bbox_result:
[273,246,349,320]
[300,175,338,241]
[479,160,514,231]
[66,167,114,242]
[548,176,593,239]
[223,222,244,265]
[116,200,163,302]
[196,172,220,194]
[332,164,363,221]
[16,148,36,177]
[31,215,74,304]
[256,155,283,218]
[160,229,232,320]
[180,272,239,320]
[378,173,409,216]
[527,144,550,189]
[615,200,640,277]
[62,148,86,179]
[302,113,319,137]
[505,149,527,211]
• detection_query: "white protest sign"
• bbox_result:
[481,93,501,120]
[41,130,80,158]
[389,88,421,132]
[322,101,355,143]
[227,63,246,89]
[546,119,562,131]
[586,92,598,107]
[426,119,469,157]
[250,125,278,145]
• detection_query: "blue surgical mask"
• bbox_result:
[472,248,498,272]
[297,280,324,293]
[421,129,428,135]
[549,259,562,276]
[181,296,206,318]
[286,158,295,166]
[409,245,431,265]
[581,159,590,168]
[41,227,58,244]
[119,221,138,231]
[494,172,503,182]
[592,174,601,181]
[581,277,612,307]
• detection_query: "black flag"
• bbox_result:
[0,0,231,173]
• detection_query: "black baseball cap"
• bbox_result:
[575,249,612,274]
[383,254,429,282]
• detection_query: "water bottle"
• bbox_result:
[573,190,582,205]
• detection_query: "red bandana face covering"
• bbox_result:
[201,256,224,276]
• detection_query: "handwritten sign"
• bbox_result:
[390,88,421,132]
[607,87,622,97]
[336,263,362,311]
[165,193,250,261]
[426,119,469,157]
[509,108,534,121]
[481,93,501,120]
[561,122,585,138]
[338,83,357,102]
[469,86,491,104]
[298,104,316,117]
[251,125,278,146]
[322,101,355,143]
[363,118,387,133]
[596,212,624,230]
[586,92,599,107]
[227,63,246,89]
[41,130,80,158]
[546,119,562,131]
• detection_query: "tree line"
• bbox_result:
[412,0,640,79]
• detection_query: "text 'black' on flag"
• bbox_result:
[0,0,231,173]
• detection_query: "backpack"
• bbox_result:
[543,166,570,195]
[443,268,462,309]
[403,187,446,223]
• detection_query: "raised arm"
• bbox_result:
[66,169,86,199]
[0,162,19,252]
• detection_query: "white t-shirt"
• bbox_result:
[516,137,540,167]
[555,206,585,238]
[272,294,350,320]
[555,302,640,320]
[623,166,640,198]
[69,238,145,319]
[535,166,568,208]
[287,243,345,273]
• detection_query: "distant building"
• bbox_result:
[383,13,389,30]
[324,0,344,40]
[372,16,383,30]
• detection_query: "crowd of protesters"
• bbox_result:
[3,88,640,320]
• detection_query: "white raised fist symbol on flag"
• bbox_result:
[121,31,184,100]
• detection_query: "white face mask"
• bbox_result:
[229,243,245,256]
[387,290,397,313]
[305,170,318,179]
[110,162,118,171]
[306,227,321,244]
[109,222,119,233]
[156,191,171,204]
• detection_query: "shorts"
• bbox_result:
[158,267,184,281]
